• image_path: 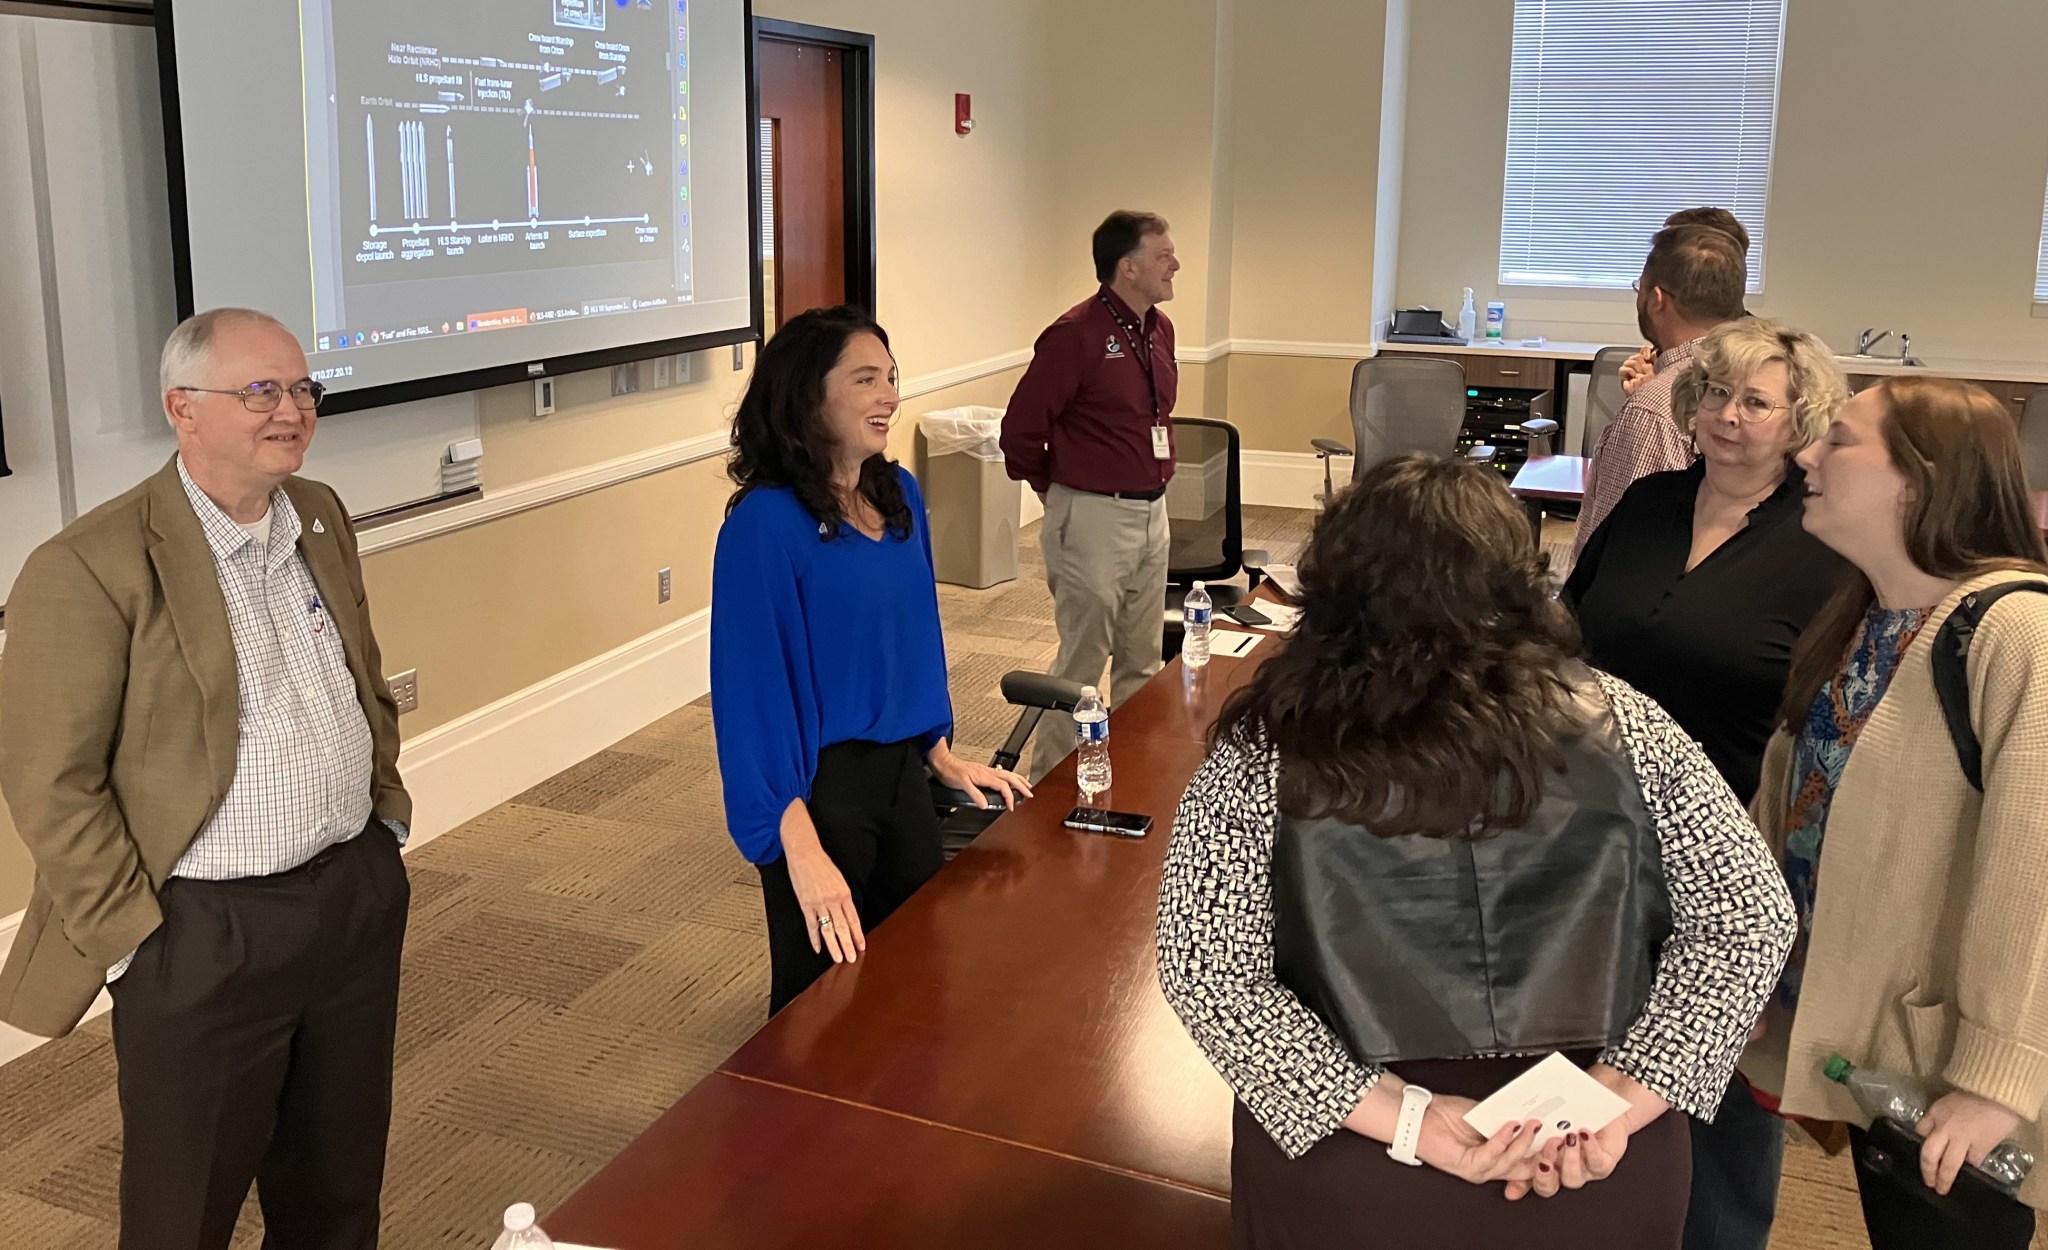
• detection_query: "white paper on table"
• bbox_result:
[1260,563,1303,599]
[1208,629,1264,659]
[1244,602,1302,633]
[1461,1052,1632,1149]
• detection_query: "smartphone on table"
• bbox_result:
[1223,603,1273,627]
[1062,807,1154,838]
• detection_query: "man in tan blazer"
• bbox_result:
[0,309,411,1249]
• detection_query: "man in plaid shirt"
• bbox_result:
[1575,224,1748,556]
[1,309,411,1248]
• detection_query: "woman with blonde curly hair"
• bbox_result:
[1564,317,1851,1248]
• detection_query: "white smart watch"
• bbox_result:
[1386,1083,1434,1166]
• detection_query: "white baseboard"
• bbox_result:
[1241,449,1342,510]
[0,607,713,1068]
[395,606,712,848]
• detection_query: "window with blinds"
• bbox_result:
[758,117,776,260]
[1499,0,1785,291]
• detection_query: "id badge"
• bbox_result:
[1151,424,1172,460]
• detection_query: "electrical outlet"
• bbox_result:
[674,352,693,385]
[658,567,672,604]
[652,355,671,388]
[388,669,419,715]
[533,377,555,416]
[732,343,746,371]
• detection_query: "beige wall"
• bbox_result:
[762,0,1060,369]
[5,0,1431,915]
[1,0,1075,921]
[1220,0,1388,347]
[1395,0,2048,360]
[1042,0,1231,345]
[1224,354,1358,450]
[361,459,730,737]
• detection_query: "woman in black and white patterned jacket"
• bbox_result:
[1156,454,1795,1249]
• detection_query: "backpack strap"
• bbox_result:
[1931,581,2048,791]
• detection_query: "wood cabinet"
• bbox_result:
[1396,350,1557,393]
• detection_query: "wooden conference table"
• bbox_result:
[547,643,1274,1248]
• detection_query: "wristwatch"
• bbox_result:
[1386,1084,1434,1167]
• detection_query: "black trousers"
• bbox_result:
[1848,1123,2036,1250]
[756,739,943,1014]
[108,822,410,1250]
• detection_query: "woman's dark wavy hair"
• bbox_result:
[1213,454,1584,838]
[726,305,912,541]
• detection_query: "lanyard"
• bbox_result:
[1100,294,1161,423]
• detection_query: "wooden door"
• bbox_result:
[756,39,846,329]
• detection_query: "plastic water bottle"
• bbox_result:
[1183,581,1213,669]
[491,1203,554,1250]
[1456,287,1477,341]
[1074,686,1112,800]
[1824,1054,2035,1196]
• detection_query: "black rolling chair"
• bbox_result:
[1162,417,1269,662]
[1308,356,1555,504]
[931,671,1088,860]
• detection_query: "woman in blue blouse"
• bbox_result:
[712,305,1030,1012]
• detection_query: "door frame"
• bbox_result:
[751,18,877,317]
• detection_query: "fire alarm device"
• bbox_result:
[955,93,973,135]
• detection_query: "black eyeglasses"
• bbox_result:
[173,379,325,413]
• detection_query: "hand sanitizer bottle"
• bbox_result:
[1456,288,1477,342]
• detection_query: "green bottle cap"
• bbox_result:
[1824,1054,1853,1083]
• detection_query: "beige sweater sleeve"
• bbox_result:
[1949,597,2048,1118]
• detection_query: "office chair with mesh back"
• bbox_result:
[2019,387,2048,493]
[1307,356,1538,505]
[1162,417,1269,661]
[931,671,1088,860]
[1582,345,1639,458]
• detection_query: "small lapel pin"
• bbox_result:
[312,518,326,534]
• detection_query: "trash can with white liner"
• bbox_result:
[916,406,1018,589]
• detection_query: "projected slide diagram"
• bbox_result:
[326,0,690,295]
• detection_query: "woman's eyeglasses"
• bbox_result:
[1697,382,1789,423]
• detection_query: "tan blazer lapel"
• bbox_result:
[144,461,239,801]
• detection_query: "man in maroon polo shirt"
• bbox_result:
[1001,210,1181,779]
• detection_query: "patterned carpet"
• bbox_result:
[0,505,2035,1247]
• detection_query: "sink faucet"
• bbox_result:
[1857,327,1895,357]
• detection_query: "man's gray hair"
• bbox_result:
[159,308,292,396]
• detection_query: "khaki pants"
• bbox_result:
[1031,484,1170,780]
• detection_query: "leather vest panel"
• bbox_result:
[1270,674,1672,1064]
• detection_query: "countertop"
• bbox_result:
[1376,337,2048,386]
[1831,354,2048,385]
[1375,339,1612,362]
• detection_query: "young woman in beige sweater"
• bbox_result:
[1744,375,2048,1249]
